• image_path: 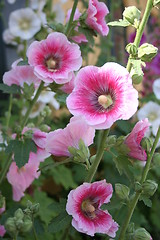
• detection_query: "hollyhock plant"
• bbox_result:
[85,0,109,36]
[9,8,41,40]
[0,225,6,237]
[66,9,87,44]
[27,32,82,84]
[66,180,118,237]
[124,118,151,161]
[67,63,138,129]
[3,60,41,89]
[46,116,95,157]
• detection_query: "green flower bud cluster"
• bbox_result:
[134,228,152,240]
[115,183,130,200]
[24,200,40,216]
[68,139,90,168]
[138,43,158,62]
[40,105,52,118]
[5,209,32,237]
[126,43,138,56]
[142,180,158,197]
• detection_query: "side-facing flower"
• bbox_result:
[3,59,41,89]
[153,78,160,99]
[124,119,151,161]
[46,116,95,157]
[67,63,138,129]
[66,9,87,44]
[9,8,41,40]
[66,180,118,237]
[27,32,82,84]
[85,0,109,36]
[7,129,50,201]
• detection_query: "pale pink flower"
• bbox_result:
[46,116,95,157]
[67,63,138,129]
[85,0,109,36]
[27,32,82,84]
[66,180,118,237]
[3,61,41,89]
[7,128,50,201]
[66,9,88,44]
[124,119,151,161]
[0,225,6,237]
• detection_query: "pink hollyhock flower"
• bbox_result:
[60,72,75,94]
[124,119,150,161]
[3,60,41,89]
[46,116,95,157]
[67,63,138,129]
[85,0,109,36]
[27,32,82,84]
[7,148,50,201]
[66,9,87,44]
[0,225,6,237]
[66,180,118,237]
[0,202,5,215]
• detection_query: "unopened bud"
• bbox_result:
[123,6,141,26]
[106,135,117,147]
[21,219,32,233]
[115,183,130,200]
[142,180,158,197]
[140,137,153,153]
[5,218,16,234]
[14,209,24,221]
[138,43,158,62]
[32,203,40,214]
[126,43,137,56]
[134,228,151,240]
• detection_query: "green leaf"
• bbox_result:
[154,0,160,6]
[113,155,133,181]
[108,19,130,27]
[78,26,95,46]
[48,199,66,214]
[139,195,152,207]
[48,211,72,233]
[17,59,28,66]
[22,83,35,100]
[0,84,21,94]
[6,139,37,168]
[130,59,145,84]
[55,93,68,104]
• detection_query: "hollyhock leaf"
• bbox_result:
[48,211,72,233]
[22,82,35,100]
[113,155,133,181]
[0,83,21,94]
[48,199,66,214]
[6,139,37,168]
[108,19,130,27]
[154,0,160,6]
[47,23,64,33]
[55,93,68,104]
[78,26,95,46]
[139,195,152,208]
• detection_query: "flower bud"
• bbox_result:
[127,223,135,234]
[126,43,137,56]
[106,135,117,147]
[15,219,23,230]
[134,228,151,240]
[123,6,141,26]
[115,183,130,200]
[31,203,40,214]
[14,209,24,220]
[142,180,158,197]
[5,217,17,234]
[138,43,158,62]
[21,219,32,233]
[140,137,153,153]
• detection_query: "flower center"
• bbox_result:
[148,112,157,121]
[19,20,30,30]
[81,199,96,219]
[98,94,113,109]
[46,57,59,72]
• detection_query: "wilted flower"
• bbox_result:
[9,8,41,40]
[66,180,118,237]
[85,0,109,36]
[27,32,82,84]
[67,63,138,129]
[46,116,95,157]
[124,119,150,161]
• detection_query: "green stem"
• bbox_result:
[65,0,78,36]
[6,94,13,129]
[0,153,12,185]
[21,82,44,130]
[126,0,153,72]
[85,129,110,183]
[119,126,160,240]
[32,219,38,240]
[38,157,72,172]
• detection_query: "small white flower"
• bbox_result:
[29,0,46,11]
[137,101,160,135]
[2,29,17,45]
[153,78,160,100]
[9,8,41,40]
[53,3,65,24]
[7,0,16,4]
[38,89,60,110]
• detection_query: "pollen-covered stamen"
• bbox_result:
[46,58,59,72]
[98,94,113,109]
[81,199,96,218]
